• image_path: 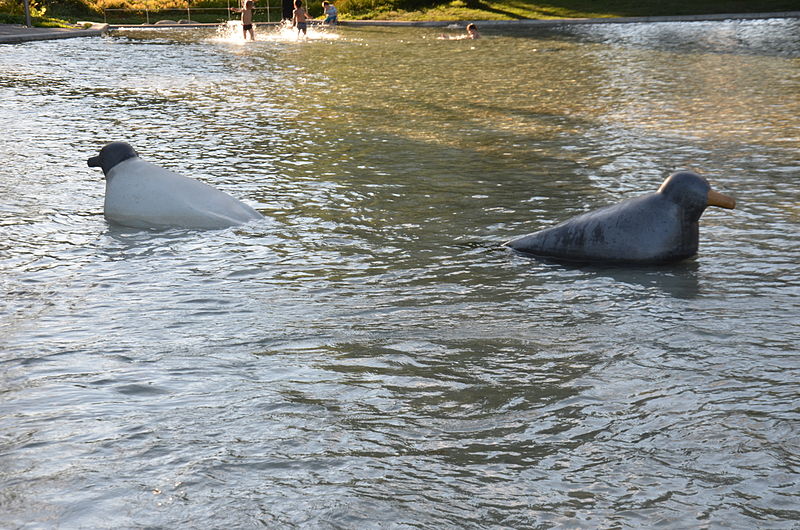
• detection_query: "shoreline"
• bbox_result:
[107,10,800,30]
[338,10,800,27]
[0,22,108,43]
[1,11,798,42]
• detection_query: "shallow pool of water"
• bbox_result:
[1,18,799,527]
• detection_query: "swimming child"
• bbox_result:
[292,0,311,38]
[322,1,337,25]
[440,23,481,40]
[231,0,255,40]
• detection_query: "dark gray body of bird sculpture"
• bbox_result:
[504,171,736,264]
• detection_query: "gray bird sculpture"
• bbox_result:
[504,171,736,264]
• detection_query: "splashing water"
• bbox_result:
[213,19,340,44]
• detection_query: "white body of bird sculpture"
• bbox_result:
[88,142,263,230]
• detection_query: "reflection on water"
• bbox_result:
[0,18,799,528]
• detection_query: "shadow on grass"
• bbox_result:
[464,0,527,19]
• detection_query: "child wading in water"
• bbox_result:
[292,0,312,38]
[322,1,337,25]
[231,0,255,40]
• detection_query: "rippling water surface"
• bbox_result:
[1,18,799,528]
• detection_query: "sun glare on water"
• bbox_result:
[213,19,341,44]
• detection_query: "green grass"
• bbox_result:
[4,0,797,25]
[337,0,800,21]
[0,13,77,25]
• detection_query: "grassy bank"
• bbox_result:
[339,0,800,21]
[2,0,797,26]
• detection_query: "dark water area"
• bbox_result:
[1,18,798,528]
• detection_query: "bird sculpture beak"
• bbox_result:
[87,155,107,179]
[708,189,736,209]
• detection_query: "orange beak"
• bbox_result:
[708,189,736,209]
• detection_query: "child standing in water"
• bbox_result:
[292,0,311,38]
[322,1,337,25]
[231,0,255,40]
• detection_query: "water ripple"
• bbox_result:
[1,20,799,529]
